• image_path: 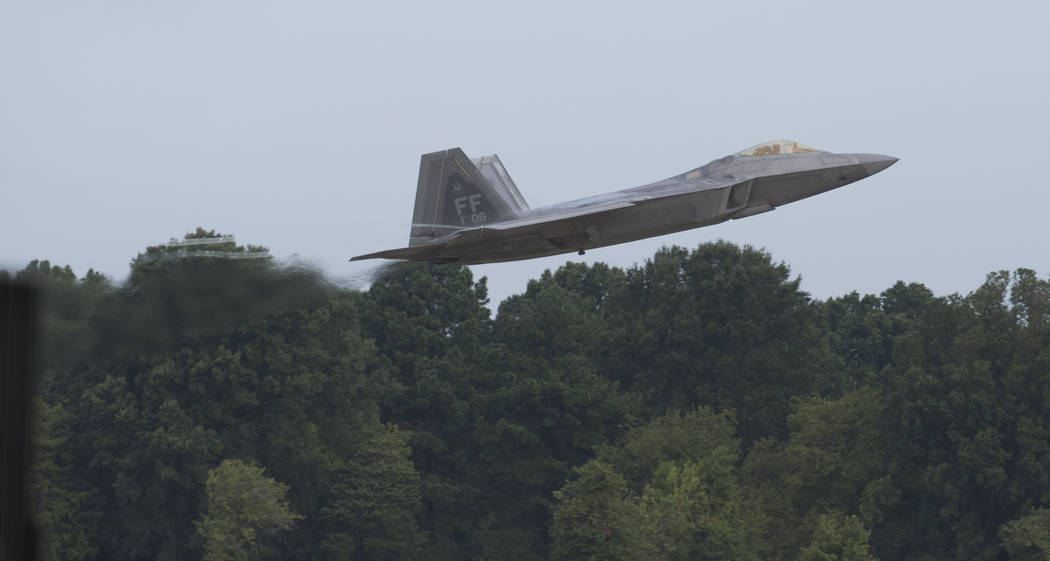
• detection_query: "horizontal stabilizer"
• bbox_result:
[350,242,448,262]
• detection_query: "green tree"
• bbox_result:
[540,261,623,313]
[495,270,605,360]
[366,262,636,560]
[600,242,837,441]
[31,399,99,561]
[197,459,302,561]
[37,232,1050,561]
[474,275,635,559]
[96,229,328,361]
[599,406,738,489]
[562,408,761,561]
[738,390,897,560]
[798,514,878,561]
[17,260,111,379]
[1000,509,1050,561]
[320,424,423,561]
[880,281,934,320]
[551,461,652,561]
[361,264,493,560]
[34,235,401,561]
[363,263,490,383]
[786,390,898,526]
[635,452,759,561]
[880,270,1050,560]
[821,282,931,388]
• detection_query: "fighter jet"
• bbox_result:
[351,140,897,265]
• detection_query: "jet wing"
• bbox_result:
[450,201,637,241]
[351,200,638,262]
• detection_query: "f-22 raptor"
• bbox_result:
[351,140,897,265]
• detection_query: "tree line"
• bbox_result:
[13,228,1050,560]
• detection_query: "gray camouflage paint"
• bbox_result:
[351,141,897,265]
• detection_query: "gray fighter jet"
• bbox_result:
[351,140,897,265]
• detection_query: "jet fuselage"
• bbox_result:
[351,141,897,265]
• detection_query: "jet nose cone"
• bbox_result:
[856,153,899,175]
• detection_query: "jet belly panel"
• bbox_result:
[574,185,734,251]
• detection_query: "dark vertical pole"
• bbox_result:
[1,279,38,561]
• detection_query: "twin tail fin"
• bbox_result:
[409,148,528,247]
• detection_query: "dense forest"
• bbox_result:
[13,228,1050,561]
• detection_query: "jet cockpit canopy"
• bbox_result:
[736,140,819,157]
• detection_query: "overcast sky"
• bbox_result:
[3,0,1048,309]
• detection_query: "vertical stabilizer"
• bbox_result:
[472,154,529,213]
[410,148,523,246]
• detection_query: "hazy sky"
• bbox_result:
[3,0,1048,308]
